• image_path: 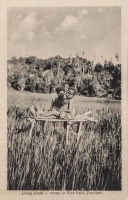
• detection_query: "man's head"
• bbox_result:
[66,87,76,99]
[56,86,65,99]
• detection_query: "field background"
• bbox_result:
[7,89,121,190]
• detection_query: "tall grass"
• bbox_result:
[7,90,121,190]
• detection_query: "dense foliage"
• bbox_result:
[7,56,121,99]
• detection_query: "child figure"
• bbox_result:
[59,87,76,120]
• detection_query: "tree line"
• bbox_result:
[7,55,121,99]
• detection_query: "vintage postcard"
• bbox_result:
[0,0,127,200]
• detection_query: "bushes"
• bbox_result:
[7,56,121,99]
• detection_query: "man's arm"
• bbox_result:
[69,100,76,117]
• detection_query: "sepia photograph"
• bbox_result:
[7,6,122,191]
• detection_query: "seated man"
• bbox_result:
[29,86,65,118]
[36,87,76,120]
[49,86,65,112]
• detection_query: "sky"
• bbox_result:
[7,7,121,64]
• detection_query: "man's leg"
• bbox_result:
[37,110,60,118]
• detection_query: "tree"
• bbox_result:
[95,63,103,73]
[16,78,26,91]
[26,56,36,65]
[11,57,18,65]
[57,60,61,77]
[108,61,114,73]
[19,57,26,65]
[115,53,119,62]
[11,56,17,61]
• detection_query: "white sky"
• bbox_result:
[7,7,121,63]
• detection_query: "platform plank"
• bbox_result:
[35,118,88,122]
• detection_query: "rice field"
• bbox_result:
[7,90,121,190]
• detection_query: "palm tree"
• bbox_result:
[82,64,84,76]
[82,63,86,76]
[50,59,53,70]
[57,59,61,77]
[115,53,119,62]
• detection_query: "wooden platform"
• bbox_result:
[35,118,88,122]
[27,117,98,148]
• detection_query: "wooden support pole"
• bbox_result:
[66,122,70,147]
[29,119,35,141]
[77,122,82,143]
[57,60,60,77]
